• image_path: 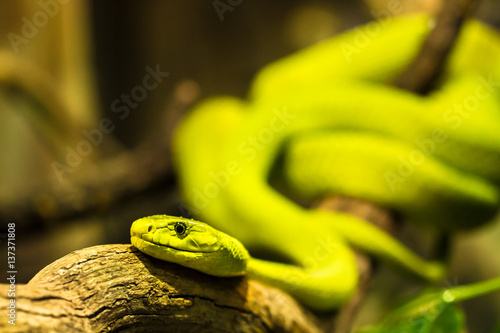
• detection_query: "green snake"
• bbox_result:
[131,15,500,311]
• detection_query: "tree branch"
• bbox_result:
[393,0,480,93]
[0,244,324,332]
[324,0,482,331]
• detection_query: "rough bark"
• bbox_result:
[0,244,323,333]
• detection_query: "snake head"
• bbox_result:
[130,215,249,277]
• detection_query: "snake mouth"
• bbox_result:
[130,236,196,255]
[130,235,209,266]
[130,235,204,254]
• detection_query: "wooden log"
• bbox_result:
[0,244,323,332]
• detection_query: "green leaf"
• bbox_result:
[358,276,500,333]
[357,291,465,333]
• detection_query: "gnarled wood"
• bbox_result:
[0,244,323,332]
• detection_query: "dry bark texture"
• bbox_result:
[0,244,324,333]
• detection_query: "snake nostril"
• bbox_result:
[147,225,154,233]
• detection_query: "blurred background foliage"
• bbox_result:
[0,0,499,331]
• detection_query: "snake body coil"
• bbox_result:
[133,15,500,311]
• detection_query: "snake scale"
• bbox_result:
[131,15,500,311]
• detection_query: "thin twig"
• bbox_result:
[394,0,481,93]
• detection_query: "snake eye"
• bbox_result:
[174,222,187,236]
